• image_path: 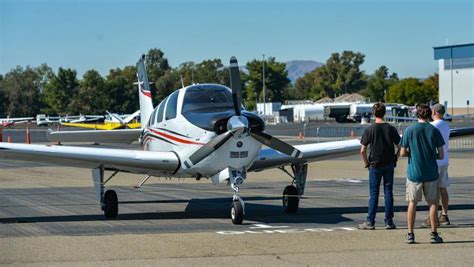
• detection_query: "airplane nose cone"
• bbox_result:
[227,116,249,137]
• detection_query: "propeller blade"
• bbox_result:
[229,56,242,116]
[183,131,233,169]
[251,131,303,159]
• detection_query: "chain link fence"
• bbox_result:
[298,124,474,151]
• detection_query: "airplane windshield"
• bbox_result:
[182,85,234,113]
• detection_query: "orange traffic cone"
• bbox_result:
[7,136,11,143]
[26,125,31,144]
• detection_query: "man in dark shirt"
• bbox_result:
[358,103,401,230]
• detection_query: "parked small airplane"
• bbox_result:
[1,55,473,224]
[0,116,33,127]
[61,111,140,130]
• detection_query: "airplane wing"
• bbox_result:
[60,122,122,130]
[47,128,142,144]
[0,117,34,122]
[123,110,141,124]
[249,139,361,172]
[0,143,179,175]
[249,126,474,172]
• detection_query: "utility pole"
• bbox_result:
[450,48,454,115]
[262,54,266,116]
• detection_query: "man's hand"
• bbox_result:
[361,145,369,169]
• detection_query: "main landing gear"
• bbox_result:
[228,163,308,224]
[92,165,120,219]
[280,163,308,214]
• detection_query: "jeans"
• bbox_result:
[367,162,395,224]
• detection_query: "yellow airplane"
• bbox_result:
[62,111,141,130]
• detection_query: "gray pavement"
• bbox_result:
[1,137,474,265]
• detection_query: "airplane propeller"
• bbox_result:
[183,57,303,169]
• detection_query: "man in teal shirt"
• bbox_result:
[400,104,445,244]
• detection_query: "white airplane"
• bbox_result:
[106,110,140,125]
[1,55,472,224]
[0,116,33,127]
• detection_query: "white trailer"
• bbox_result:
[349,103,373,122]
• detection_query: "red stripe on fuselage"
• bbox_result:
[148,128,204,145]
[141,90,152,98]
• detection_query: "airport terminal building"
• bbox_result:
[434,43,474,114]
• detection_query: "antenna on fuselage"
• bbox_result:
[180,75,185,88]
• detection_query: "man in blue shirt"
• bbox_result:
[400,104,445,244]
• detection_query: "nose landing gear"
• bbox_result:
[229,168,246,224]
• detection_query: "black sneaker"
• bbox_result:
[358,221,375,230]
[431,232,444,244]
[385,220,397,230]
[422,217,440,227]
[406,233,415,244]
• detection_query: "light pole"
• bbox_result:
[262,54,266,116]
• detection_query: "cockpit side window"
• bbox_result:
[165,91,179,120]
[149,106,157,126]
[156,98,166,124]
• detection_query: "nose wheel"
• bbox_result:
[230,200,244,224]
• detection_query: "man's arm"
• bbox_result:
[437,146,444,160]
[360,145,370,168]
[395,144,401,159]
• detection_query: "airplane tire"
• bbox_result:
[283,185,299,213]
[104,190,118,219]
[230,200,243,225]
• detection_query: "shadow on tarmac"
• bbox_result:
[1,197,473,225]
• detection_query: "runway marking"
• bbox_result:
[249,223,288,229]
[335,179,363,183]
[216,226,356,235]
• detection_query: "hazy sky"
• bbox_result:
[1,0,473,78]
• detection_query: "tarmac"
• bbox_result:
[1,142,474,266]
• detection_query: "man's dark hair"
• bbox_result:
[372,102,386,118]
[416,104,432,120]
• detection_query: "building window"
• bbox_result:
[444,57,474,70]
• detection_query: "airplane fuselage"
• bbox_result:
[141,84,262,178]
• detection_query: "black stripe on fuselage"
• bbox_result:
[154,127,188,138]
[142,132,177,146]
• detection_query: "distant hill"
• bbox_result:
[286,60,323,83]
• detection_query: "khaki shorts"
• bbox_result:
[438,165,449,188]
[406,179,439,203]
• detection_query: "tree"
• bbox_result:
[294,51,367,100]
[423,73,439,92]
[1,66,46,116]
[246,57,290,110]
[146,48,171,82]
[106,66,139,113]
[42,67,79,114]
[363,65,398,102]
[386,78,438,106]
[70,70,108,114]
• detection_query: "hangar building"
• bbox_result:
[434,43,474,115]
